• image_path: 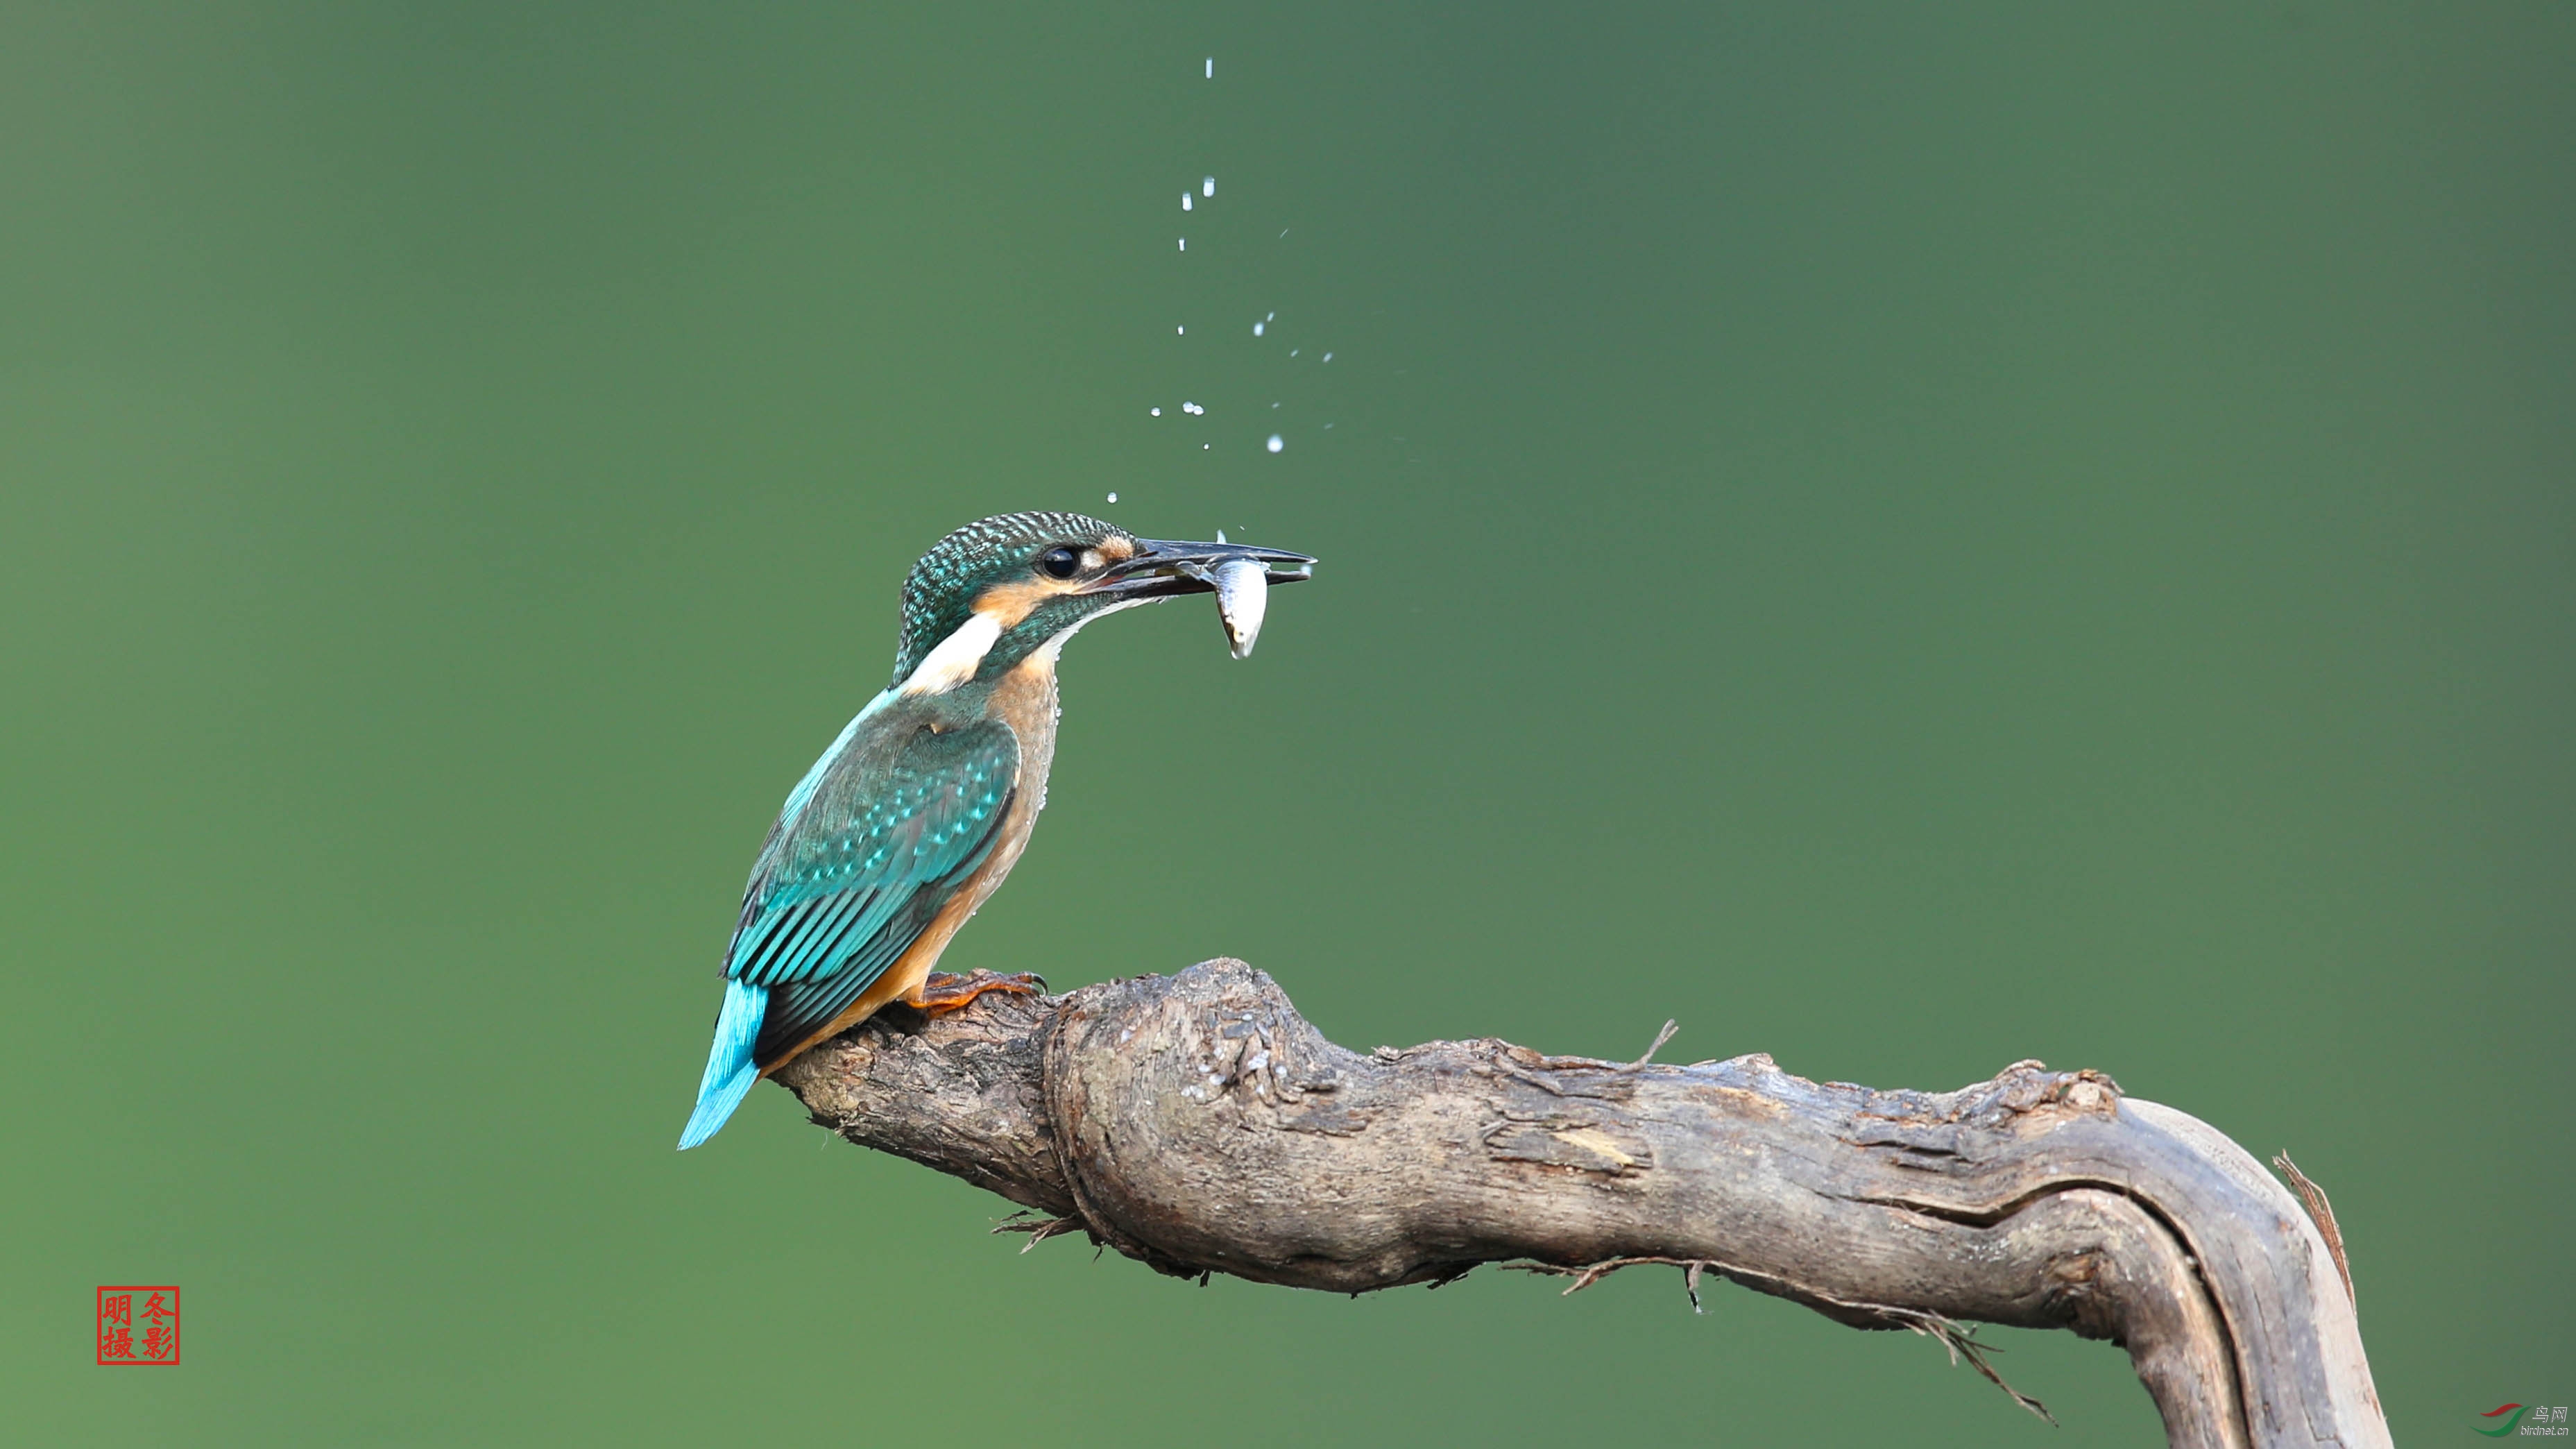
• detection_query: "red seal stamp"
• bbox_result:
[96,1287,180,1365]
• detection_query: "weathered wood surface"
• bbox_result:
[776,958,2385,1449]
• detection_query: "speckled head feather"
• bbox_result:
[892,511,1124,684]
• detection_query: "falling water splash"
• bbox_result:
[1141,51,1338,509]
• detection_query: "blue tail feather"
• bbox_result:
[679,979,766,1149]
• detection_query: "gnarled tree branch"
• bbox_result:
[776,959,2386,1449]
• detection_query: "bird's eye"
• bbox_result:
[1037,547,1083,579]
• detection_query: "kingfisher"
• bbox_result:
[679,510,1315,1148]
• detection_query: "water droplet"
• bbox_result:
[1177,325,1185,335]
[1149,407,1161,416]
[1182,193,1192,212]
[1252,321,1264,337]
[1106,492,1119,503]
[1202,176,1216,197]
[1266,434,1284,453]
[1289,349,1299,357]
[1204,57,1213,79]
[1265,312,1275,321]
[1202,443,1211,450]
[1177,237,1186,251]
[1321,352,1333,362]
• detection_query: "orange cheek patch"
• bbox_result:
[972,576,1075,628]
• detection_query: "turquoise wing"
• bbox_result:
[726,718,1019,1067]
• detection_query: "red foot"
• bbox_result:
[908,969,1047,1016]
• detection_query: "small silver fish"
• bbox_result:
[1211,558,1269,659]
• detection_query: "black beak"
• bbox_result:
[1084,537,1317,600]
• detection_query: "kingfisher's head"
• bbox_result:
[890,511,1315,694]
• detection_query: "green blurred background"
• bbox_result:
[3,3,2568,1443]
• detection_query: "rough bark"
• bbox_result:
[775,958,2386,1449]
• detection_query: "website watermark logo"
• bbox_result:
[2479,1404,2568,1437]
[95,1287,180,1366]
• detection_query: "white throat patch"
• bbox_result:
[896,610,1005,696]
